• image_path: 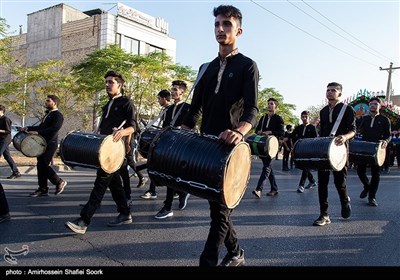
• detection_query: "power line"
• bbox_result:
[300,0,397,64]
[250,0,381,68]
[287,0,395,64]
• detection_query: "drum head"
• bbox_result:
[328,139,347,171]
[376,142,386,166]
[98,135,126,174]
[266,136,279,158]
[21,134,47,157]
[223,142,251,209]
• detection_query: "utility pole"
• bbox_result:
[379,62,400,103]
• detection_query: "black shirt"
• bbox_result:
[291,124,318,143]
[182,53,259,136]
[319,103,356,138]
[163,102,190,128]
[0,115,12,143]
[99,96,137,135]
[255,114,285,138]
[28,110,64,143]
[359,114,391,143]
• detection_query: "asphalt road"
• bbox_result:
[0,156,399,274]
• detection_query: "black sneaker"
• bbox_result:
[178,193,190,210]
[313,215,331,226]
[341,196,352,219]
[107,213,132,227]
[154,207,173,219]
[7,172,21,179]
[359,189,368,199]
[30,189,49,197]
[65,218,88,234]
[219,249,245,266]
[55,180,67,195]
[0,213,11,224]
[368,198,378,207]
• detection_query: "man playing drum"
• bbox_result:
[252,98,285,198]
[22,95,67,197]
[65,70,137,234]
[291,110,318,193]
[181,5,259,266]
[314,82,356,226]
[356,97,391,207]
[154,80,191,219]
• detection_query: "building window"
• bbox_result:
[121,36,139,55]
[145,43,163,54]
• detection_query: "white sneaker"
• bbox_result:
[140,191,157,200]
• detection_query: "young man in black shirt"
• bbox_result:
[357,97,391,206]
[252,98,284,198]
[314,82,356,226]
[182,5,258,266]
[291,110,318,193]
[65,70,136,234]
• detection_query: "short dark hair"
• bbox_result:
[0,105,5,113]
[158,89,171,101]
[104,70,125,85]
[368,97,381,104]
[301,110,310,116]
[213,5,242,27]
[267,97,279,106]
[327,82,343,91]
[172,80,187,91]
[47,95,60,107]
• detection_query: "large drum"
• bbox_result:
[292,137,348,171]
[138,128,161,159]
[245,134,279,158]
[59,131,125,174]
[349,140,386,166]
[147,127,251,209]
[13,131,47,157]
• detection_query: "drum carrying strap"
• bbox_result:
[170,62,210,127]
[330,103,347,137]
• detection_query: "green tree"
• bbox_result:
[0,17,12,65]
[0,60,88,126]
[72,44,195,129]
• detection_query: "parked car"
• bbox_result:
[11,125,21,140]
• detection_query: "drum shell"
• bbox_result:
[12,131,47,157]
[246,134,279,158]
[349,140,386,166]
[147,127,251,209]
[292,137,348,171]
[138,128,160,159]
[59,131,125,174]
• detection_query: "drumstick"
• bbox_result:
[116,120,126,130]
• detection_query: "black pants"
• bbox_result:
[37,140,61,191]
[317,168,349,216]
[0,141,19,173]
[299,169,315,186]
[199,201,240,267]
[80,168,130,225]
[256,156,278,191]
[357,163,380,199]
[0,183,9,215]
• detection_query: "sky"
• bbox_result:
[1,0,399,118]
